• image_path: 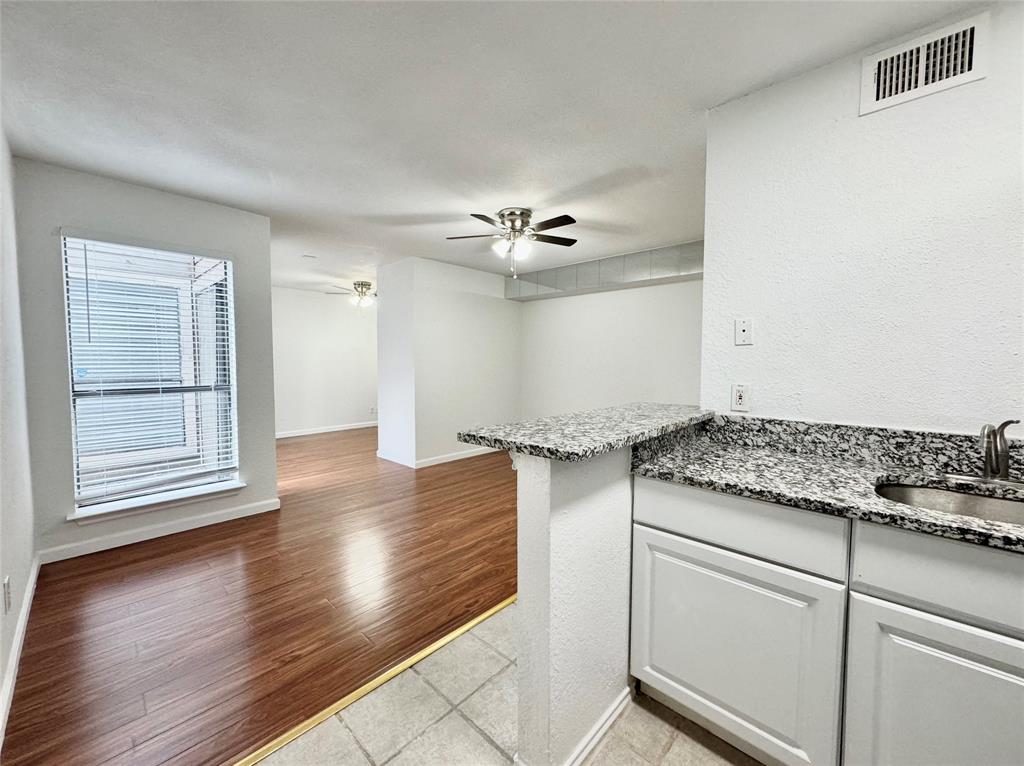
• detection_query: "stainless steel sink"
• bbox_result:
[876,484,1024,525]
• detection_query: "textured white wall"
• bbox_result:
[376,258,520,467]
[515,449,633,765]
[413,258,521,465]
[515,453,553,766]
[271,286,377,437]
[0,138,35,737]
[379,267,704,466]
[702,4,1024,433]
[13,159,279,559]
[520,281,703,419]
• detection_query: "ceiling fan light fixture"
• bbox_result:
[351,280,375,307]
[350,293,375,307]
[447,207,576,277]
[327,280,376,306]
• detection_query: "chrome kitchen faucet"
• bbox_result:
[979,419,1020,480]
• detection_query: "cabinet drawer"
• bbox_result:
[634,477,850,581]
[852,521,1024,638]
[631,524,846,766]
[844,593,1024,766]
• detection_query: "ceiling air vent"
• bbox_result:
[860,11,988,115]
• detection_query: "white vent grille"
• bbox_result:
[861,12,988,115]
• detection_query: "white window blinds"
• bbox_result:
[62,236,239,509]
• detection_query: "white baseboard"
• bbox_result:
[377,446,495,469]
[564,687,631,766]
[376,449,415,468]
[37,497,280,564]
[0,555,40,750]
[415,446,495,468]
[276,421,377,439]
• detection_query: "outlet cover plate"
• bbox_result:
[731,384,751,412]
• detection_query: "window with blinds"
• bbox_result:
[62,236,239,511]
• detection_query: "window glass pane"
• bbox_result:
[68,278,182,387]
[62,236,238,508]
[74,393,187,455]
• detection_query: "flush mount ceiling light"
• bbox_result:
[446,207,577,278]
[325,280,376,307]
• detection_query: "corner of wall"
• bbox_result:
[0,555,39,746]
[0,135,38,746]
[11,159,278,560]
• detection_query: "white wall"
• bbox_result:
[519,280,703,419]
[414,259,521,465]
[0,138,35,740]
[702,4,1024,433]
[13,159,279,561]
[376,258,418,467]
[271,286,377,438]
[377,257,521,467]
[378,261,704,465]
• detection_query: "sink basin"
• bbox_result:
[876,484,1024,525]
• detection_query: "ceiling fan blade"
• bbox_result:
[532,233,577,247]
[328,285,355,293]
[446,234,498,240]
[531,214,576,232]
[470,213,502,228]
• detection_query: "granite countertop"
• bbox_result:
[457,403,714,462]
[634,438,1024,554]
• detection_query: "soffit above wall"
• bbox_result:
[507,242,703,301]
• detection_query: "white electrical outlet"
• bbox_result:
[734,319,753,346]
[731,384,751,412]
[2,576,10,614]
[369,406,377,416]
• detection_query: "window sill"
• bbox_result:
[68,479,247,524]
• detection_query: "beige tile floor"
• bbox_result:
[582,694,762,766]
[262,603,760,766]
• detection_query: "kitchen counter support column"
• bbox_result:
[513,448,633,766]
[458,404,714,764]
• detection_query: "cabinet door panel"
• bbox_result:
[844,593,1024,766]
[631,524,845,766]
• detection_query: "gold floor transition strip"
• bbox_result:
[234,593,519,766]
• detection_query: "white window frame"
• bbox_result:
[60,230,242,520]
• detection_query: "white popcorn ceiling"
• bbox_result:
[2,1,973,289]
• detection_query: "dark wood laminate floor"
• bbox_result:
[2,428,517,766]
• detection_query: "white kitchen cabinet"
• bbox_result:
[633,477,849,581]
[844,592,1024,766]
[631,524,846,766]
[852,520,1024,638]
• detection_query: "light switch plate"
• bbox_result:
[734,319,753,345]
[731,384,751,412]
